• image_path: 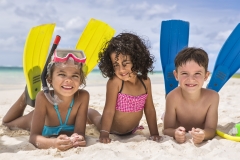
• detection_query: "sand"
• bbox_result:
[1,78,240,159]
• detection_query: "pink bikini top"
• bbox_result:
[116,78,148,112]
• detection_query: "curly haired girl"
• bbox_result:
[88,32,161,143]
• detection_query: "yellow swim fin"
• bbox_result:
[75,18,115,75]
[23,23,55,106]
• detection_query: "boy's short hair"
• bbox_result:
[174,47,209,72]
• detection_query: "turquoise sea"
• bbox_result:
[0,67,164,91]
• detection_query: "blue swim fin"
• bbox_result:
[207,23,240,92]
[160,20,189,95]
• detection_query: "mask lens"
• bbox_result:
[56,50,69,58]
[54,49,86,63]
[72,50,85,59]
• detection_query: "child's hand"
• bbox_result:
[70,133,86,147]
[175,126,186,143]
[189,128,205,144]
[149,135,162,142]
[54,134,73,151]
[99,132,111,144]
[99,136,111,143]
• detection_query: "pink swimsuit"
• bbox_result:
[115,78,148,112]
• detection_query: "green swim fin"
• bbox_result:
[23,23,55,107]
[75,18,115,75]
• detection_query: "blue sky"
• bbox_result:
[0,0,240,71]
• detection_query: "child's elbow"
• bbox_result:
[29,134,38,148]
[204,128,216,140]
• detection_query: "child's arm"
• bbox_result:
[144,78,161,141]
[29,92,73,151]
[204,91,219,139]
[163,90,186,143]
[99,79,119,143]
[190,91,219,144]
[162,92,177,137]
[71,90,89,147]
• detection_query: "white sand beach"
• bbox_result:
[1,78,240,159]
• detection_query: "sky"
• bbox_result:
[0,0,240,72]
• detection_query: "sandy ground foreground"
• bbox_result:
[1,78,240,159]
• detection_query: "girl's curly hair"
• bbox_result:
[98,32,155,80]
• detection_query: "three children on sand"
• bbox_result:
[2,32,218,151]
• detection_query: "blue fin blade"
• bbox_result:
[160,20,189,95]
[207,23,240,92]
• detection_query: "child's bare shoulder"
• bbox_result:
[143,76,151,83]
[166,87,182,105]
[141,76,151,87]
[36,90,44,95]
[75,89,89,101]
[35,91,50,109]
[202,88,219,99]
[74,90,89,108]
[167,87,182,99]
[107,76,122,86]
[76,89,89,95]
[36,90,47,100]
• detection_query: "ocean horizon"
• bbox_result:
[0,66,164,91]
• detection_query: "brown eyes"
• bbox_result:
[113,64,119,68]
[57,73,80,78]
[113,62,130,67]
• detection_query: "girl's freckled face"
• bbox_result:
[51,66,81,97]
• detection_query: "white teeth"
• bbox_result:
[63,86,72,89]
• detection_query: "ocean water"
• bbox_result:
[0,67,164,91]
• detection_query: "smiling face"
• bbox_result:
[110,52,136,81]
[174,60,210,93]
[50,65,82,98]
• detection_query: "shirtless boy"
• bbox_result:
[163,47,219,144]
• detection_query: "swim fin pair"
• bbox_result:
[23,19,115,107]
[160,20,189,95]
